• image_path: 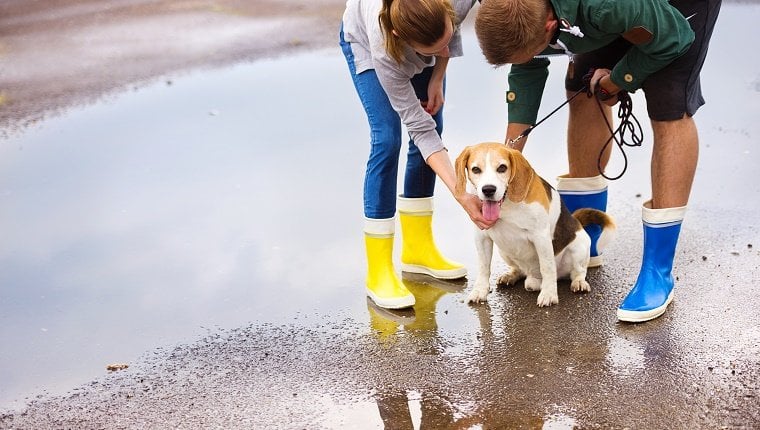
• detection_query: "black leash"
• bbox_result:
[593,87,644,180]
[505,87,586,148]
[506,69,644,181]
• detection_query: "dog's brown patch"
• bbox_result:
[506,149,550,211]
[454,145,473,196]
[553,200,582,255]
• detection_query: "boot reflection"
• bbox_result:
[367,275,466,337]
[366,297,416,342]
[403,276,457,333]
[366,276,470,428]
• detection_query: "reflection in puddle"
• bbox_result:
[321,388,486,429]
[373,389,482,430]
[606,335,646,376]
[319,397,384,429]
[543,410,577,430]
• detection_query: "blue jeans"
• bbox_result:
[340,26,443,219]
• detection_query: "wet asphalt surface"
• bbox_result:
[1,1,759,429]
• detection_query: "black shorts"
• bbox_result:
[565,0,722,121]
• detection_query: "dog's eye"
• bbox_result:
[471,166,482,174]
[497,164,507,173]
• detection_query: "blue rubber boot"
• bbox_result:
[557,175,608,267]
[617,202,687,323]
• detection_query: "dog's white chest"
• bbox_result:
[486,220,537,258]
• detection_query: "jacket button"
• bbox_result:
[624,73,634,83]
[506,91,516,102]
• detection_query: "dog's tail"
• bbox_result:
[572,208,616,254]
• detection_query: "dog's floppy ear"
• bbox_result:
[454,146,471,196]
[506,148,535,203]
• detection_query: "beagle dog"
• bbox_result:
[455,143,615,307]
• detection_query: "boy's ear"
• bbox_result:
[544,16,557,34]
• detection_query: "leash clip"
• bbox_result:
[505,126,534,148]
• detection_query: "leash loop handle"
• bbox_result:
[583,68,643,180]
[596,90,644,181]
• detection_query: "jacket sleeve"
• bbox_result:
[507,57,551,125]
[373,54,444,160]
[591,0,695,92]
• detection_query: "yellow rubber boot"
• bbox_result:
[365,218,415,309]
[398,196,467,280]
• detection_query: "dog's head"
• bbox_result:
[455,142,536,221]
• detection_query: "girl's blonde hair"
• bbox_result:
[476,0,550,66]
[379,0,457,64]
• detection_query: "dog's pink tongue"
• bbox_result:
[482,200,501,222]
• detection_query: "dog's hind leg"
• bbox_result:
[564,236,591,293]
[533,234,559,307]
[496,254,525,287]
[496,267,524,287]
[524,276,542,292]
[569,267,590,293]
[520,260,542,292]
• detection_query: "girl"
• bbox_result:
[340,0,492,309]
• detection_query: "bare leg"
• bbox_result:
[567,91,613,177]
[650,114,698,209]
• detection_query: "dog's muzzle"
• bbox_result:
[480,184,503,221]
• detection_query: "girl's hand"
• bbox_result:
[424,55,448,115]
[456,192,497,230]
[424,81,444,115]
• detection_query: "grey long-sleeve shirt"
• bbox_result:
[342,0,475,159]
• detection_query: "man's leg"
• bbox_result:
[651,114,698,209]
[567,91,612,177]
[617,114,697,322]
[559,92,614,267]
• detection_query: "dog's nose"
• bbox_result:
[482,184,497,198]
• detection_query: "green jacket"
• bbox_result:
[507,0,695,125]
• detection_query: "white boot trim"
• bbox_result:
[556,174,608,192]
[642,201,687,227]
[364,217,395,237]
[397,195,433,214]
[617,291,674,322]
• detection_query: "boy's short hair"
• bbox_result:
[476,0,550,65]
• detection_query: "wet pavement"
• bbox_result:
[1,2,759,429]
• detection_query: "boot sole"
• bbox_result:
[366,289,415,309]
[617,291,674,323]
[401,264,467,280]
[588,255,603,268]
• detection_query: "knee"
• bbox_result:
[650,114,696,140]
[369,120,402,151]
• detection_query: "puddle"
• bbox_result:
[0,35,512,408]
[606,335,646,376]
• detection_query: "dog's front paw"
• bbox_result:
[570,278,591,293]
[536,287,559,307]
[466,282,490,304]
